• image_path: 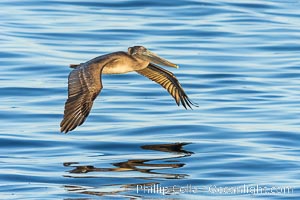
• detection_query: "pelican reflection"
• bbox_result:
[63,143,193,198]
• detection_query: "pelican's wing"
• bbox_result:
[60,64,102,133]
[136,63,196,109]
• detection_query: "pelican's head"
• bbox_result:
[128,46,179,68]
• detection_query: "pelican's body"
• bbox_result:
[99,52,149,74]
[61,46,196,133]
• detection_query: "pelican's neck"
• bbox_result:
[130,54,149,69]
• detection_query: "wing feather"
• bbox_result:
[60,64,103,133]
[136,63,197,109]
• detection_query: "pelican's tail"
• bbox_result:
[70,64,80,68]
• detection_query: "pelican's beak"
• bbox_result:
[142,50,179,68]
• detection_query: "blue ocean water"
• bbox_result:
[1,0,300,199]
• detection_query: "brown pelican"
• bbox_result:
[61,46,196,133]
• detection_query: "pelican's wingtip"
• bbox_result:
[60,127,69,134]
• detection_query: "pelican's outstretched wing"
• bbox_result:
[136,63,197,109]
[60,64,102,133]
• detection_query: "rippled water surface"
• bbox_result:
[1,0,300,199]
